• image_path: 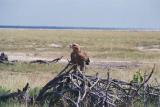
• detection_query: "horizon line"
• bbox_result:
[0,25,160,31]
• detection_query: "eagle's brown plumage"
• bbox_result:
[70,43,89,71]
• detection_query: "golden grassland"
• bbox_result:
[0,29,160,60]
[0,29,160,90]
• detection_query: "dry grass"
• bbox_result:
[0,29,160,61]
[0,29,160,90]
[0,63,64,90]
[86,63,159,82]
[0,71,54,91]
[0,62,159,91]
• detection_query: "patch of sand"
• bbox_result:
[2,51,159,70]
[137,45,160,52]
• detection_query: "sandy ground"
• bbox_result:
[137,45,160,52]
[4,51,157,70]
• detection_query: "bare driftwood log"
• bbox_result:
[29,56,63,64]
[34,63,157,107]
[35,63,75,102]
[0,63,158,107]
[0,83,30,102]
[0,53,63,65]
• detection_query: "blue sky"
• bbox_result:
[0,0,160,28]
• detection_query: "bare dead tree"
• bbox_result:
[0,64,159,107]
